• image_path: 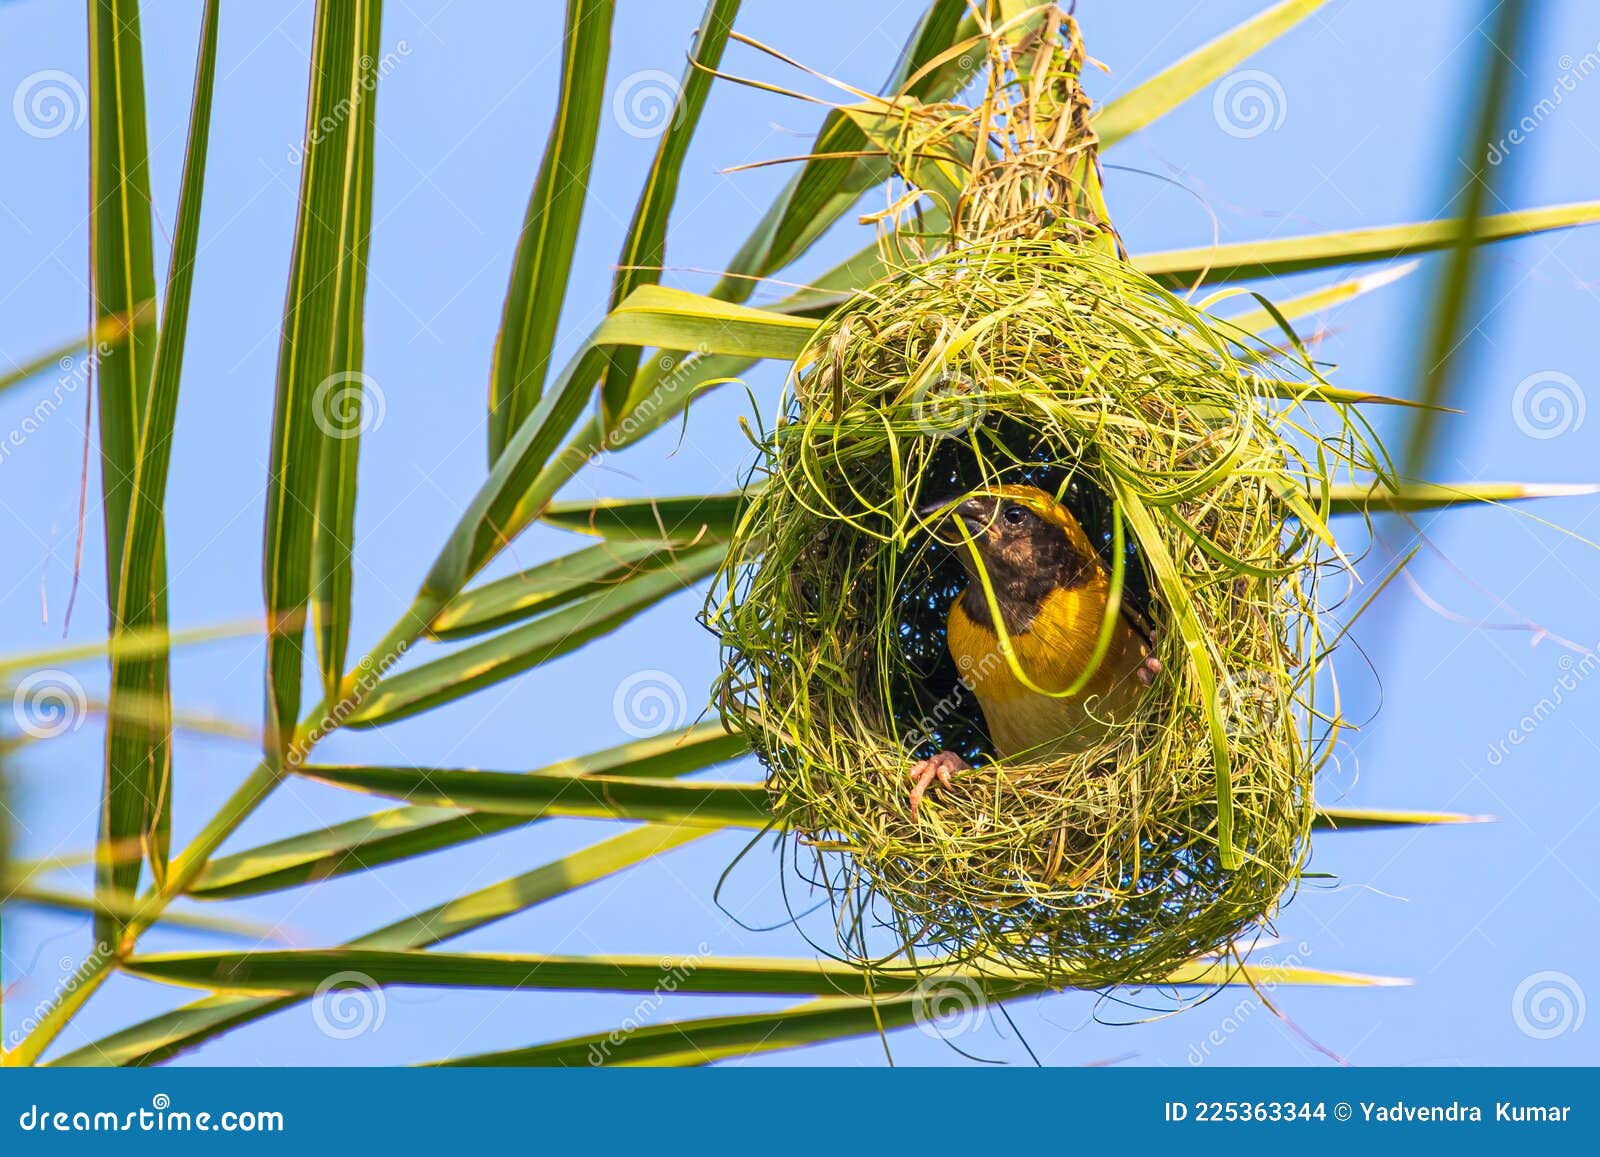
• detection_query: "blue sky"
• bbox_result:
[2,0,1598,1066]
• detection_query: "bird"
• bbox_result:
[907,483,1162,821]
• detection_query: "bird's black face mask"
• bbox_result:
[921,493,1091,634]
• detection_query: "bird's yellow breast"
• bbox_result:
[946,579,1150,760]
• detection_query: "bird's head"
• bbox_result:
[919,484,1099,612]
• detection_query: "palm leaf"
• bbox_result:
[433,995,923,1066]
[428,539,692,640]
[122,947,1404,997]
[3,879,280,940]
[108,0,220,894]
[1401,0,1529,475]
[358,542,723,727]
[0,618,261,676]
[51,823,711,1067]
[311,6,384,703]
[285,763,1475,838]
[542,492,748,541]
[190,724,744,898]
[262,0,379,762]
[1325,481,1597,514]
[88,0,162,943]
[487,0,615,461]
[1134,202,1600,288]
[600,0,740,429]
[1221,262,1418,338]
[1312,806,1495,830]
[1093,0,1329,148]
[434,944,1404,1066]
[800,200,1600,313]
[294,766,762,827]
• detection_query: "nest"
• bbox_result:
[706,5,1389,988]
[709,235,1388,987]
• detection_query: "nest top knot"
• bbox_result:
[839,4,1117,258]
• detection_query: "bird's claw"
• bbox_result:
[908,751,969,822]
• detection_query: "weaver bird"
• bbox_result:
[908,484,1161,820]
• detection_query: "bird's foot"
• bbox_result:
[908,750,970,822]
[1132,623,1164,687]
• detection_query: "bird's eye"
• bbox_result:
[1002,504,1026,525]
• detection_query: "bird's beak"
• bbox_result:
[951,496,992,535]
[917,495,993,544]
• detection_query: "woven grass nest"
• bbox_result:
[708,8,1386,988]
